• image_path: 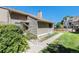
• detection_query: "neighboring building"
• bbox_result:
[63,16,79,32]
[0,7,54,39]
[63,16,73,28]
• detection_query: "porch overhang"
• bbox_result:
[37,20,53,24]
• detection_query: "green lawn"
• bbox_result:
[56,32,79,51]
[42,32,79,53]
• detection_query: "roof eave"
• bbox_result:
[0,7,53,24]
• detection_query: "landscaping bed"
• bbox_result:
[40,32,59,42]
[41,32,79,53]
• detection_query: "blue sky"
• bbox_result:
[5,6,79,23]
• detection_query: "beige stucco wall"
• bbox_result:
[10,19,27,24]
[37,28,53,35]
[0,8,9,24]
[37,21,53,38]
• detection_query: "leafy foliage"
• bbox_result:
[0,24,29,53]
[55,22,63,29]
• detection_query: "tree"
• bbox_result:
[55,22,62,29]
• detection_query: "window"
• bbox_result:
[38,22,52,28]
[10,12,27,20]
[49,24,52,28]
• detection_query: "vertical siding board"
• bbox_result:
[27,16,38,35]
[7,11,11,24]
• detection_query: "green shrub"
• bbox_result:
[0,24,29,53]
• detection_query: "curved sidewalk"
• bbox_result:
[26,33,63,53]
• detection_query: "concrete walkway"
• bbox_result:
[26,33,63,53]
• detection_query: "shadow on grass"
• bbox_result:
[70,32,79,34]
[42,44,79,53]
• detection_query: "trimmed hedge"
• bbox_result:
[0,24,29,53]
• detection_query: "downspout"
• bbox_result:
[37,21,39,39]
[52,23,54,32]
[7,11,11,24]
